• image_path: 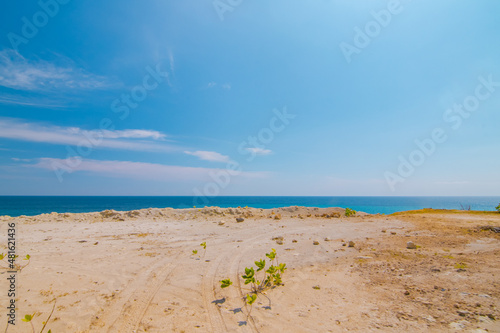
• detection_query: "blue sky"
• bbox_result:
[0,0,499,196]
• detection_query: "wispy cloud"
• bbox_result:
[205,82,231,90]
[246,147,272,155]
[0,93,69,108]
[0,118,177,152]
[31,158,267,181]
[184,150,230,163]
[0,49,117,92]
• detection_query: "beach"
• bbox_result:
[1,207,499,332]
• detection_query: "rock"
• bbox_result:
[236,217,245,223]
[406,241,417,249]
[312,285,321,290]
[276,239,284,245]
[390,232,397,235]
[449,321,468,330]
[478,225,500,233]
[218,221,225,226]
[313,240,320,245]
[324,237,331,242]
[430,267,441,272]
[292,239,298,243]
[100,210,119,218]
[348,241,355,247]
[274,213,282,220]
[272,236,284,241]
[127,210,141,218]
[457,310,471,317]
[355,256,372,259]
[422,315,436,323]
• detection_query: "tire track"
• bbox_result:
[201,254,228,332]
[106,259,179,333]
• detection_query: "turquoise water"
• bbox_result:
[0,196,499,217]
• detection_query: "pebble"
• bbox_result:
[458,310,471,317]
[348,241,355,247]
[422,315,436,323]
[324,237,331,241]
[235,217,245,223]
[449,321,468,330]
[406,241,417,249]
[313,240,320,245]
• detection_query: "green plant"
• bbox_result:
[454,262,468,269]
[221,249,287,320]
[192,250,198,255]
[220,279,232,288]
[20,299,56,333]
[0,253,30,271]
[496,203,500,212]
[345,208,356,217]
[200,242,207,257]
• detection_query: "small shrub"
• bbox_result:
[221,249,287,319]
[496,203,500,212]
[22,299,56,333]
[345,208,356,217]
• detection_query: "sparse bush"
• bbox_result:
[22,299,56,333]
[221,249,287,319]
[0,253,30,271]
[345,208,356,217]
[496,203,500,212]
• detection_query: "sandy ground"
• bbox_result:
[0,206,499,333]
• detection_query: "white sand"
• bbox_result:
[1,207,499,332]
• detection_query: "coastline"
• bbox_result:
[1,207,499,332]
[1,195,499,217]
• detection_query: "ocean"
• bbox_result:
[0,196,499,217]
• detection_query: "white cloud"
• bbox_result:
[0,93,69,108]
[0,49,116,92]
[31,158,267,181]
[11,158,32,162]
[206,82,231,90]
[0,118,175,152]
[184,150,230,163]
[246,147,272,155]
